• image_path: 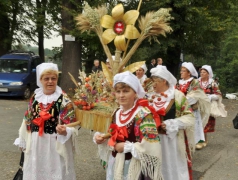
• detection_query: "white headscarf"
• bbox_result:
[201,65,213,78]
[150,66,177,87]
[156,65,167,69]
[182,62,198,78]
[36,63,58,88]
[113,71,145,98]
[140,64,147,74]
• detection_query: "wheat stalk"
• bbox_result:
[68,72,80,88]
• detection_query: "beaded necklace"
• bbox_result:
[149,92,168,109]
[200,79,209,89]
[119,105,138,124]
[39,101,55,112]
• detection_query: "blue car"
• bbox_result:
[0,51,41,99]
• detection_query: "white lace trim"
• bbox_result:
[164,119,179,139]
[34,86,62,104]
[57,127,72,144]
[14,137,26,149]
[123,141,139,159]
[93,132,105,144]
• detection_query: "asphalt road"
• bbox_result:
[0,97,237,180]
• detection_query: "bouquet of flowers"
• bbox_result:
[69,70,117,113]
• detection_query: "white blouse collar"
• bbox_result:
[198,77,213,84]
[179,77,194,85]
[116,100,141,127]
[148,87,175,111]
[34,86,63,104]
[163,86,175,102]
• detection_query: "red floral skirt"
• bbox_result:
[204,116,216,133]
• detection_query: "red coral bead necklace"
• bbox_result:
[119,105,138,124]
[39,101,54,112]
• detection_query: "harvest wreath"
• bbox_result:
[68,0,173,133]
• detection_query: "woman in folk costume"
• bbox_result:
[94,71,163,180]
[14,63,78,180]
[198,65,227,148]
[146,66,195,180]
[177,62,211,150]
[135,64,147,84]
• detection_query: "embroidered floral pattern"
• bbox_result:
[59,93,76,125]
[134,111,160,142]
[24,92,75,134]
[177,78,202,95]
[175,94,191,118]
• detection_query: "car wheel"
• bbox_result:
[23,87,31,99]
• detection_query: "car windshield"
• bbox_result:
[0,59,28,73]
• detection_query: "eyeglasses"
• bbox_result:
[42,77,57,82]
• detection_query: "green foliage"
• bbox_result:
[1,0,238,81]
[216,22,238,93]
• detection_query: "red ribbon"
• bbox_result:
[108,124,128,146]
[107,99,165,146]
[137,99,162,128]
[32,111,52,136]
[157,107,166,116]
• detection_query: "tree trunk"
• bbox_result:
[36,0,47,62]
[60,0,82,92]
[166,44,181,79]
[0,14,11,56]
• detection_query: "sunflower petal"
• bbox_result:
[122,61,146,73]
[114,35,126,51]
[124,25,140,39]
[112,4,124,20]
[123,10,139,25]
[101,15,115,29]
[102,29,116,44]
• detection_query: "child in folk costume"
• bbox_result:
[147,66,195,180]
[198,65,227,148]
[94,71,163,180]
[177,62,211,150]
[14,63,78,180]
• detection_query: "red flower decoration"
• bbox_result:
[148,134,156,139]
[134,126,140,136]
[114,21,125,35]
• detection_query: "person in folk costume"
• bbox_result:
[135,64,148,85]
[177,62,211,150]
[198,65,227,149]
[14,63,78,180]
[94,71,163,180]
[147,66,195,180]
